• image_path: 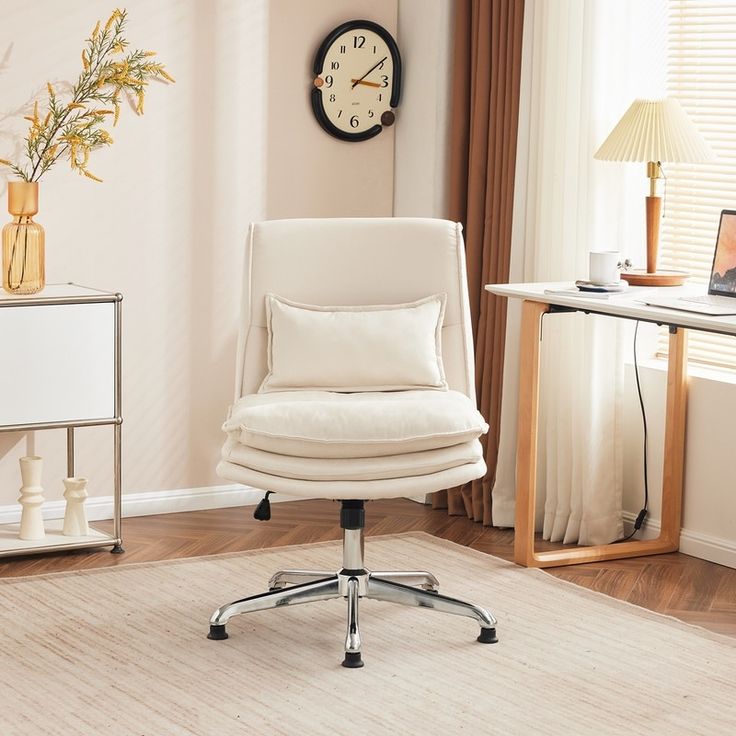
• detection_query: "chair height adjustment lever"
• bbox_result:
[253,492,273,521]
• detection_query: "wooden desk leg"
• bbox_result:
[660,326,688,549]
[513,314,689,568]
[514,300,550,566]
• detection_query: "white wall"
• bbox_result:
[0,0,448,518]
[623,360,736,567]
[394,0,453,218]
[0,0,268,506]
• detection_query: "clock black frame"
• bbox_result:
[311,19,402,142]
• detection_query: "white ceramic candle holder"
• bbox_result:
[62,477,90,537]
[18,455,45,540]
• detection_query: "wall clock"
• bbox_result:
[311,20,402,142]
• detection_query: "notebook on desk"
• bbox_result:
[645,210,736,315]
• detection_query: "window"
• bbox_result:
[657,0,736,368]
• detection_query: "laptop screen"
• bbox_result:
[709,210,736,296]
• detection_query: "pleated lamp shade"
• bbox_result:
[594,98,714,163]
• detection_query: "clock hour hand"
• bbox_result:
[351,56,387,89]
[351,79,381,88]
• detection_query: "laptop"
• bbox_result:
[645,209,736,315]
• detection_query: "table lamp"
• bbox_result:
[594,97,714,286]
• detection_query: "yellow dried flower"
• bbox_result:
[104,9,122,34]
[15,7,171,184]
[0,159,12,166]
[82,168,102,183]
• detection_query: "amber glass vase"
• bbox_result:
[2,181,45,295]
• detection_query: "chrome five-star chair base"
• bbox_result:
[208,501,498,668]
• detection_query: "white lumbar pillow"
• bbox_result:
[259,293,448,393]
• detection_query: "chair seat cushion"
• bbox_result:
[217,456,487,500]
[222,438,484,481]
[223,390,488,459]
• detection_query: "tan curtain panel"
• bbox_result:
[432,0,525,524]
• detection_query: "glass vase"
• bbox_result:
[2,181,45,295]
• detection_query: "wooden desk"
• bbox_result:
[486,282,736,568]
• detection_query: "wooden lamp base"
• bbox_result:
[621,190,689,287]
[620,269,689,287]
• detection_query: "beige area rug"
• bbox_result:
[1,533,735,736]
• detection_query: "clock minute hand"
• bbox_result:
[351,56,387,89]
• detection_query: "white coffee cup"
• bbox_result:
[589,251,620,285]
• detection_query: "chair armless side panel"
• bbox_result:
[453,221,476,403]
[234,223,256,403]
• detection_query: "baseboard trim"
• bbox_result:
[0,485,304,525]
[623,511,736,569]
[7,492,729,567]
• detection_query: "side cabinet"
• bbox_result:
[0,283,123,557]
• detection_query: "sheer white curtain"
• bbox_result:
[491,0,666,544]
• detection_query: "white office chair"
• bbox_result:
[208,218,497,668]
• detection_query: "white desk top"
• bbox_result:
[0,283,120,307]
[485,282,736,337]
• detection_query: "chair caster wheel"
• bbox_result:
[477,627,498,644]
[208,624,229,640]
[110,544,125,555]
[341,652,364,668]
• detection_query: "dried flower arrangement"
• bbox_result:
[0,7,174,183]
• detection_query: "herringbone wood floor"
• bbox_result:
[1,498,734,636]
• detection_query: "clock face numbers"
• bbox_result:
[311,21,401,142]
[318,30,392,135]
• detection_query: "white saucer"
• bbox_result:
[575,279,629,293]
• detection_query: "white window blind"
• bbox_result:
[657,0,736,368]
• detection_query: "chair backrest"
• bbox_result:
[234,217,477,402]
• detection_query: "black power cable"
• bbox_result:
[619,320,649,542]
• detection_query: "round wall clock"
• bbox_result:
[311,20,402,142]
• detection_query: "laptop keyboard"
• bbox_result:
[681,294,736,306]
